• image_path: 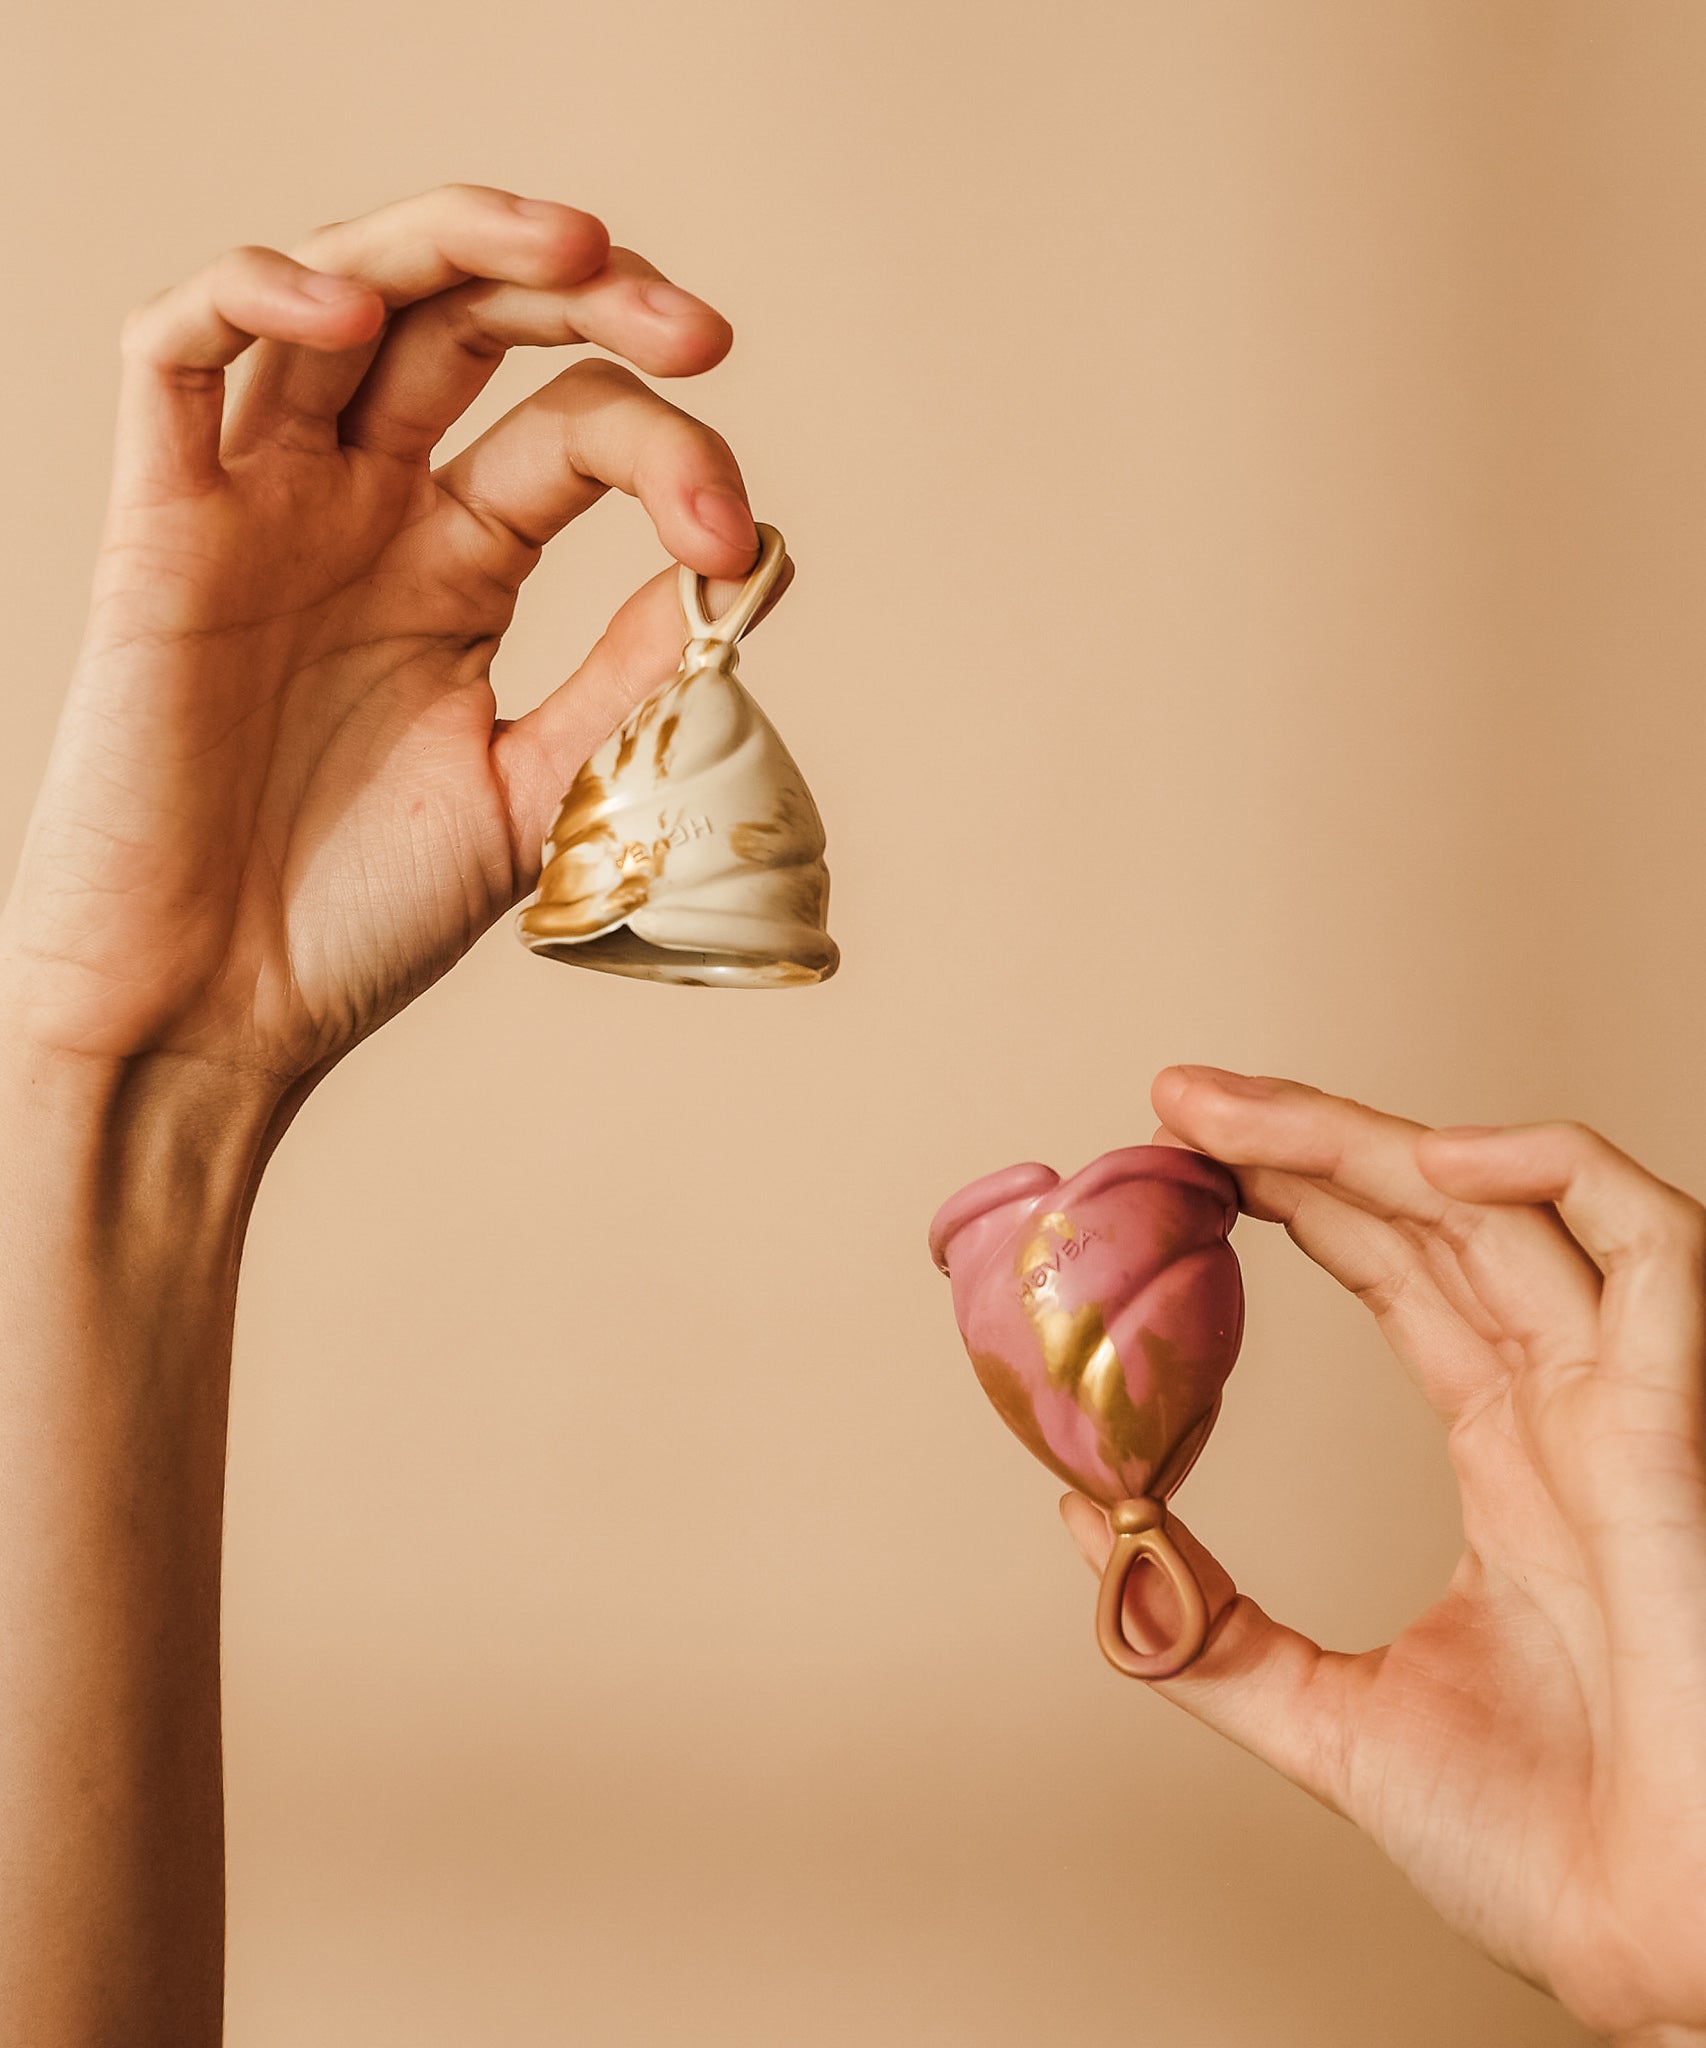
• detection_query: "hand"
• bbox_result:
[1062,1067,1706,2044]
[0,182,777,1104]
[0,184,783,2047]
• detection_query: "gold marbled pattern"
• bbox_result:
[1013,1213,1168,1481]
[517,526,838,987]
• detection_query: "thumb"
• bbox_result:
[1059,1493,1361,1818]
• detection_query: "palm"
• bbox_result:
[23,458,540,1072]
[246,571,517,1064]
[3,188,761,1082]
[1339,1389,1601,1988]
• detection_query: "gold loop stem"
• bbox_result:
[678,521,788,647]
[1094,1499,1210,1680]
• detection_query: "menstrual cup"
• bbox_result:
[517,524,838,987]
[928,1147,1244,1679]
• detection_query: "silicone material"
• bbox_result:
[929,1145,1244,1679]
[517,524,837,987]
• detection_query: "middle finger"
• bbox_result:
[1155,1067,1603,1372]
[1218,1149,1514,1417]
[227,183,611,448]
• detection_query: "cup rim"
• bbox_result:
[928,1144,1239,1274]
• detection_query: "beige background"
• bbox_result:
[5,2,1704,2042]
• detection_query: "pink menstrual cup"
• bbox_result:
[928,1146,1244,1679]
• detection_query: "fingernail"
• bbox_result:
[297,271,366,303]
[692,485,758,556]
[1432,1125,1500,1141]
[1176,1065,1281,1098]
[640,276,711,318]
[511,197,568,221]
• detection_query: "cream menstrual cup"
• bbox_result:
[929,1147,1244,1678]
[517,523,838,988]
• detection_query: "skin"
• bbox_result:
[1063,1065,1706,2046]
[0,182,784,2045]
[1,184,1699,2048]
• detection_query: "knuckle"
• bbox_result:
[1540,1119,1706,1258]
[208,244,286,299]
[570,356,646,399]
[1353,1257,1419,1322]
[1434,1198,1492,1259]
[695,423,737,469]
[439,180,509,211]
[653,406,732,468]
[434,287,505,359]
[1654,1190,1706,1261]
[1535,1118,1611,1184]
[118,295,166,357]
[1553,1118,1605,1152]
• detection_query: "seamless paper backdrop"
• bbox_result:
[4,3,1703,2043]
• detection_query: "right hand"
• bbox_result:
[1063,1067,1706,2044]
[0,182,779,1112]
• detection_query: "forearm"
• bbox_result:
[0,1038,275,2046]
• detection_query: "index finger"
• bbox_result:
[1152,1068,1453,1231]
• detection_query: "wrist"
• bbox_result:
[0,1033,286,1290]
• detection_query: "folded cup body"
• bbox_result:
[929,1147,1244,1507]
[518,653,838,988]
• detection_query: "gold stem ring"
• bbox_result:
[1094,1498,1210,1680]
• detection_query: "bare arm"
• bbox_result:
[0,1053,268,2038]
[0,180,774,2043]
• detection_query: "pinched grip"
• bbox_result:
[1095,1497,1210,1680]
[518,518,837,987]
[928,1146,1242,1680]
[679,521,789,647]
